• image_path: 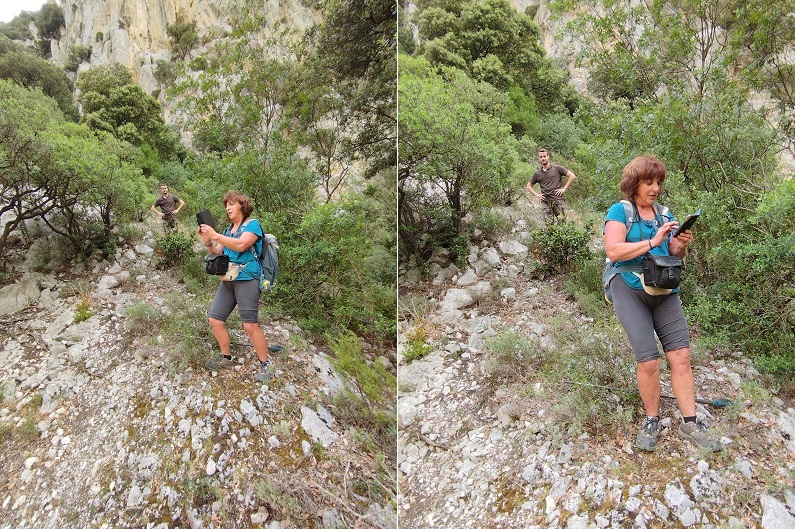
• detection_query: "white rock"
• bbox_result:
[498,240,529,258]
[251,509,269,524]
[456,269,479,286]
[206,458,217,476]
[761,494,795,529]
[440,289,475,310]
[300,406,338,447]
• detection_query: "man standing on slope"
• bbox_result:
[151,183,185,233]
[526,148,577,223]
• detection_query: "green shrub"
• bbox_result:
[117,223,144,245]
[73,296,92,323]
[255,477,301,518]
[124,303,163,335]
[0,13,36,40]
[188,56,208,71]
[166,18,199,60]
[483,330,542,385]
[328,330,396,496]
[182,475,219,508]
[283,195,395,340]
[684,231,795,375]
[16,416,38,442]
[474,207,514,237]
[65,44,91,72]
[530,220,593,276]
[161,292,216,369]
[401,326,433,364]
[154,59,178,85]
[35,3,64,41]
[155,231,194,269]
[29,393,43,410]
[329,330,395,406]
[563,254,614,321]
[176,253,215,295]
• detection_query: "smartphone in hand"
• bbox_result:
[673,208,701,237]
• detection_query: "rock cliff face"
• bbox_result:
[50,0,318,96]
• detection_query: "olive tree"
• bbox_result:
[0,81,149,260]
[399,55,525,260]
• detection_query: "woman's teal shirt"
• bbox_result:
[222,219,264,281]
[605,202,678,291]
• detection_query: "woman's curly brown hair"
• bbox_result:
[222,190,254,219]
[620,155,667,200]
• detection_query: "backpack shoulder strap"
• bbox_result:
[620,199,638,225]
[238,219,263,260]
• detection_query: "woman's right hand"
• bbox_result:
[652,221,678,248]
[198,224,213,246]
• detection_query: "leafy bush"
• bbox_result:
[166,18,199,60]
[563,254,613,321]
[281,195,395,340]
[398,54,525,263]
[160,291,217,369]
[0,44,79,119]
[530,220,593,276]
[35,4,63,40]
[483,330,543,385]
[255,476,303,517]
[0,13,36,41]
[685,232,795,374]
[535,111,587,160]
[402,326,433,364]
[154,59,178,85]
[154,232,194,269]
[177,252,217,296]
[329,331,395,406]
[124,303,164,335]
[73,295,92,323]
[328,330,395,502]
[65,44,91,72]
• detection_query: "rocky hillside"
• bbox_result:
[396,198,795,528]
[0,222,396,529]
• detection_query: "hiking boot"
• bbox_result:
[204,355,234,371]
[254,360,274,383]
[636,417,661,452]
[678,420,723,452]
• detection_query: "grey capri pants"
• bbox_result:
[609,275,690,363]
[208,279,261,323]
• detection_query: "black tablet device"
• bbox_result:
[196,209,216,230]
[673,208,701,237]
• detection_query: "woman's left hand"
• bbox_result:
[674,229,693,246]
[669,228,693,258]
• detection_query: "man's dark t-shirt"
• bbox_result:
[530,165,570,198]
[154,195,181,215]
